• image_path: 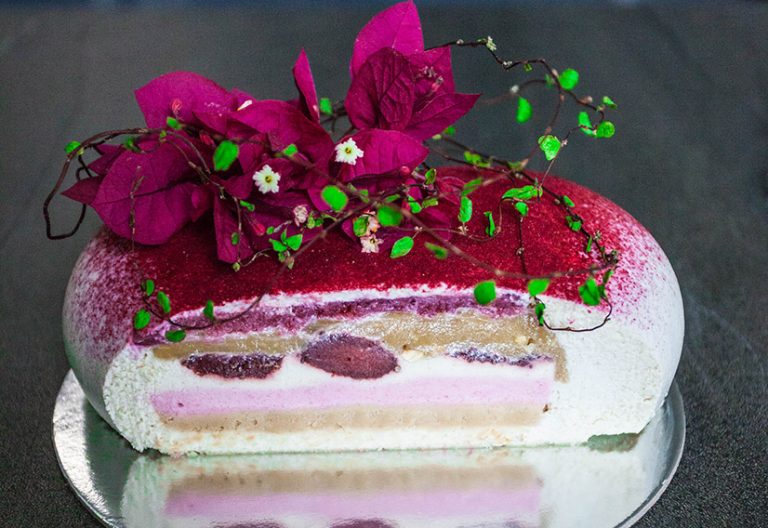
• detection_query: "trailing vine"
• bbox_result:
[45,2,619,342]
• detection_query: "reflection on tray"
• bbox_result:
[120,408,668,528]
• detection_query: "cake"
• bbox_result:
[53,0,683,456]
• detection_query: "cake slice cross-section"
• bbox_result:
[63,168,684,455]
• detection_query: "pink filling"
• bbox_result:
[151,375,552,417]
[164,487,541,519]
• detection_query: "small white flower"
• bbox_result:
[360,234,381,254]
[293,205,309,226]
[237,99,253,111]
[335,138,364,165]
[485,36,497,52]
[365,214,380,235]
[252,165,281,194]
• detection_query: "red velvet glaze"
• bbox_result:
[124,167,645,313]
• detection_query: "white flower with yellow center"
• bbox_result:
[252,165,281,194]
[360,234,382,254]
[335,138,364,165]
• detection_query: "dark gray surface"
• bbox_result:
[0,3,766,527]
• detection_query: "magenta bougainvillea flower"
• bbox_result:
[345,0,479,141]
[62,0,478,264]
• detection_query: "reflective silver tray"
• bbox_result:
[53,370,685,528]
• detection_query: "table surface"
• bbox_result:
[0,2,766,526]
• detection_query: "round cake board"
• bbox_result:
[53,370,685,527]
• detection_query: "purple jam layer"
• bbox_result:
[450,350,549,369]
[300,334,399,379]
[331,521,396,528]
[134,293,527,346]
[182,353,283,379]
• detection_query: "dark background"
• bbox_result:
[1,2,766,526]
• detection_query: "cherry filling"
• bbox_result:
[301,334,398,379]
[182,353,283,379]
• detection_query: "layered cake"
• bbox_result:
[55,0,683,456]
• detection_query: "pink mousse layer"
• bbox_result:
[151,375,552,418]
[164,488,541,519]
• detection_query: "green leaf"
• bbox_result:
[407,195,422,214]
[502,185,538,201]
[390,236,414,259]
[133,309,151,330]
[270,239,287,252]
[123,136,141,152]
[239,200,255,212]
[203,300,215,321]
[377,204,403,227]
[596,121,616,138]
[579,277,602,306]
[535,302,546,325]
[559,68,580,90]
[566,215,582,232]
[165,329,187,343]
[528,278,550,297]
[321,185,348,212]
[463,151,490,168]
[458,195,473,223]
[462,177,483,196]
[353,216,369,237]
[578,111,597,137]
[232,262,241,272]
[473,280,497,305]
[230,231,240,245]
[484,211,496,236]
[602,95,617,108]
[562,195,575,207]
[284,233,303,251]
[538,135,561,161]
[523,62,533,73]
[213,140,239,172]
[515,201,529,216]
[384,194,401,203]
[443,125,456,137]
[424,168,437,185]
[422,196,439,208]
[141,279,155,297]
[166,116,182,130]
[585,235,594,253]
[319,97,333,115]
[266,226,276,235]
[516,97,532,123]
[65,141,81,154]
[157,291,171,314]
[281,143,298,157]
[425,242,448,260]
[602,269,614,286]
[544,74,555,87]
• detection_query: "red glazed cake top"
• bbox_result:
[116,167,647,313]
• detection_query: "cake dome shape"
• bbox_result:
[63,167,683,455]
